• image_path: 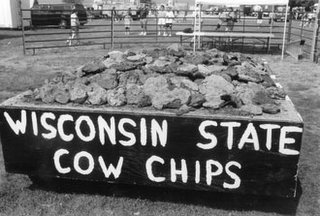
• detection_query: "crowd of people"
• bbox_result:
[121,4,178,37]
[67,4,319,46]
[299,11,317,27]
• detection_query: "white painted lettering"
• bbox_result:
[75,116,96,142]
[53,149,71,174]
[279,126,302,155]
[57,114,74,142]
[223,161,242,189]
[98,116,116,145]
[151,119,168,147]
[73,151,94,175]
[197,120,218,150]
[140,118,147,146]
[238,123,259,151]
[170,159,188,183]
[259,124,280,150]
[31,111,38,136]
[118,118,136,146]
[195,160,200,184]
[98,156,124,179]
[220,122,241,150]
[4,110,27,135]
[145,155,165,182]
[206,160,223,185]
[41,112,57,139]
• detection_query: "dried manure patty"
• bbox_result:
[30,44,286,116]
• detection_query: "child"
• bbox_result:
[165,6,175,37]
[124,12,132,35]
[139,4,149,35]
[157,5,166,36]
[66,9,80,46]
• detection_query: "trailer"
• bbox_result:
[0,0,31,29]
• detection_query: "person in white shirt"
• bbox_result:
[66,9,80,46]
[157,5,166,36]
[164,6,175,37]
[216,9,228,30]
[124,12,132,35]
[306,12,314,27]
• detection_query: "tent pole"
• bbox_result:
[198,4,202,49]
[269,6,274,51]
[193,3,197,53]
[281,3,289,60]
[311,0,320,62]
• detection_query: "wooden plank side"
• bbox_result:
[0,107,303,197]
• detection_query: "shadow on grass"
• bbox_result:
[0,32,22,40]
[29,176,301,215]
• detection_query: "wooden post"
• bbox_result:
[156,14,159,43]
[111,9,114,49]
[193,4,197,54]
[19,0,26,55]
[268,6,275,53]
[299,19,304,39]
[198,4,202,49]
[287,11,292,43]
[311,0,320,62]
[281,2,289,60]
[241,6,245,52]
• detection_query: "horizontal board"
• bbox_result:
[0,104,303,198]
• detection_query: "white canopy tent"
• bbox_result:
[194,0,289,59]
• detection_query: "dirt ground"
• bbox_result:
[0,30,320,216]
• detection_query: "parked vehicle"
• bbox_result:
[273,12,289,22]
[31,3,88,28]
[86,7,103,19]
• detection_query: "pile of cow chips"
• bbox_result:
[31,44,286,116]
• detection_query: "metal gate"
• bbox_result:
[287,12,320,62]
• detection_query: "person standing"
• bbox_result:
[269,10,275,24]
[306,12,314,27]
[112,7,118,22]
[124,12,132,35]
[183,9,188,22]
[164,6,175,37]
[139,4,149,36]
[257,9,263,28]
[300,12,307,26]
[216,8,228,31]
[157,5,166,36]
[226,7,235,32]
[66,9,80,46]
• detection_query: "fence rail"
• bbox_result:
[19,8,319,61]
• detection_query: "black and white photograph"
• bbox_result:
[0,0,319,215]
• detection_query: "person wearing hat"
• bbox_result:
[66,8,80,46]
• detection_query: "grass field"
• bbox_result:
[0,22,320,216]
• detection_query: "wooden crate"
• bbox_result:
[0,92,303,198]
